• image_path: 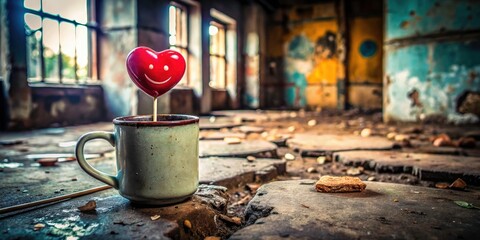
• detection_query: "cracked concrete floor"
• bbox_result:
[1,109,480,239]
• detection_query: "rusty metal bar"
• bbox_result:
[0,185,112,215]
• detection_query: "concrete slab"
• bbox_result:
[0,122,114,159]
[200,157,286,189]
[199,131,246,140]
[230,180,480,240]
[199,140,278,158]
[210,110,295,122]
[199,117,241,130]
[287,133,396,156]
[335,151,480,185]
[238,126,265,134]
[0,185,235,239]
[0,155,285,209]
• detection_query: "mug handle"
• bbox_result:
[75,131,119,189]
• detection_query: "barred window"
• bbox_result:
[24,0,98,84]
[209,20,226,89]
[169,2,189,86]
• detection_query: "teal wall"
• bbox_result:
[384,0,480,123]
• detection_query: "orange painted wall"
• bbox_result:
[347,17,383,109]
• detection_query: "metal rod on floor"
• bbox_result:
[0,185,112,215]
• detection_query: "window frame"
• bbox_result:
[209,19,227,89]
[168,1,190,86]
[23,0,99,84]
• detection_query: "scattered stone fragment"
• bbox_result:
[246,156,256,162]
[150,215,161,221]
[184,219,192,229]
[33,223,45,231]
[307,119,317,127]
[218,214,242,225]
[316,156,326,164]
[449,178,467,190]
[246,183,260,193]
[306,167,318,173]
[393,198,399,202]
[386,132,397,140]
[367,176,376,181]
[223,137,242,145]
[204,237,221,240]
[456,137,476,148]
[315,176,366,193]
[232,195,252,206]
[432,134,454,147]
[284,153,295,161]
[260,132,269,138]
[394,134,410,142]
[37,158,58,167]
[346,167,363,176]
[77,200,97,212]
[435,183,449,189]
[360,128,372,137]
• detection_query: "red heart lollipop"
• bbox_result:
[126,47,186,98]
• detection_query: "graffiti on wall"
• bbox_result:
[284,30,339,108]
[245,33,260,108]
[347,17,383,109]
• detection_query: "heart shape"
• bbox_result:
[126,47,186,98]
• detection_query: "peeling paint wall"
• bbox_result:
[347,0,383,109]
[99,0,138,118]
[244,3,261,109]
[385,0,480,123]
[267,2,341,109]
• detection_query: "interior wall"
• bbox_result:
[98,0,138,118]
[347,0,383,110]
[200,0,243,113]
[384,0,480,123]
[266,2,342,109]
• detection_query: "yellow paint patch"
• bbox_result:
[348,85,383,109]
[306,85,337,108]
[348,17,383,84]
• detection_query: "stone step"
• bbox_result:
[200,157,286,189]
[0,185,235,239]
[230,180,480,240]
[199,140,278,158]
[287,133,396,156]
[0,157,285,209]
[335,150,480,185]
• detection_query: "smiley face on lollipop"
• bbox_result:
[126,47,186,98]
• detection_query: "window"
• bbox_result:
[23,0,98,84]
[209,20,226,89]
[169,2,189,86]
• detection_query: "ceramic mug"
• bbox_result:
[75,114,199,205]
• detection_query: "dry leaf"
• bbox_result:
[435,183,449,189]
[184,219,192,229]
[33,223,45,231]
[449,178,467,190]
[224,137,242,144]
[77,200,96,212]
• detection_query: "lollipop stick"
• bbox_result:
[153,97,158,122]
